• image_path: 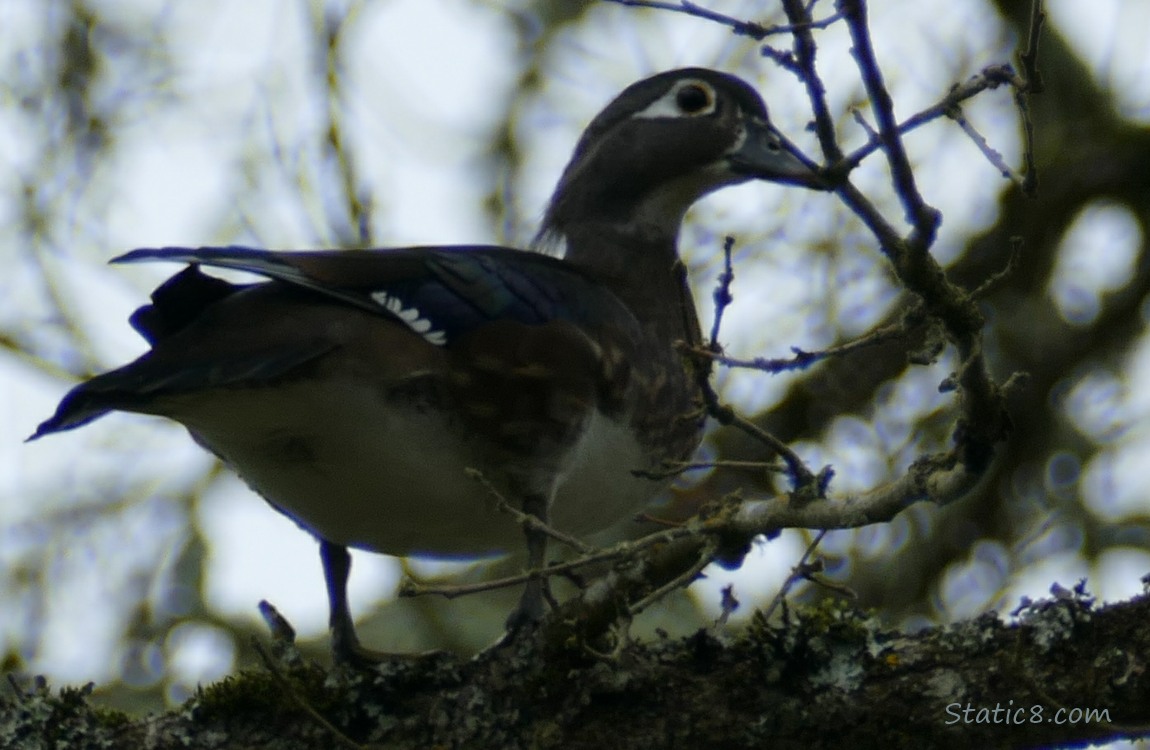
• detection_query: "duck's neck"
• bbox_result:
[557,221,702,351]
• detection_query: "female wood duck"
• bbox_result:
[32,68,826,664]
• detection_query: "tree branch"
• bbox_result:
[9,586,1150,748]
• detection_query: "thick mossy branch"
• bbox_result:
[5,587,1150,749]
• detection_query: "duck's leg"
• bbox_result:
[321,539,389,666]
[505,491,554,631]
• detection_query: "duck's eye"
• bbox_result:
[676,84,712,114]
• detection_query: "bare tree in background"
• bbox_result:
[4,0,1150,747]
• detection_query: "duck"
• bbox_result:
[31,67,825,664]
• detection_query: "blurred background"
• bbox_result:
[2,0,1149,715]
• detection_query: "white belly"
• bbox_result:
[170,380,663,557]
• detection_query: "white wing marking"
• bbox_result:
[370,291,448,346]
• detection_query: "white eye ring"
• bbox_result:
[675,83,713,114]
[632,79,718,120]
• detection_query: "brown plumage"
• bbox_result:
[32,67,826,664]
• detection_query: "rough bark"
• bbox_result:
[4,584,1148,749]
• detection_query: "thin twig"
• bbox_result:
[683,316,911,374]
[1019,0,1046,94]
[604,0,840,40]
[1014,89,1039,198]
[1015,0,1045,195]
[466,468,593,555]
[971,237,1024,299]
[838,65,1020,173]
[759,530,828,622]
[849,108,879,140]
[709,236,736,347]
[948,104,1023,184]
[841,0,939,243]
[696,374,818,493]
[780,0,842,161]
[400,522,705,599]
[716,583,740,626]
[257,599,298,644]
[632,458,785,481]
[689,231,818,491]
[252,641,364,750]
[311,2,372,247]
[629,540,718,616]
[760,44,801,76]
